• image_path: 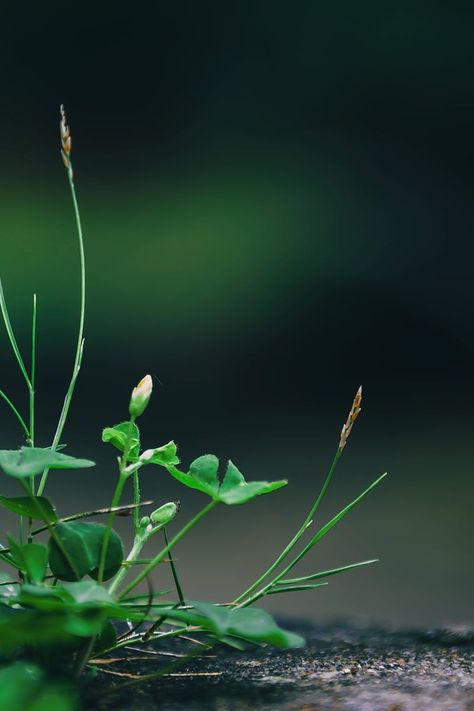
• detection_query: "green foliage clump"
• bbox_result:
[0,108,386,708]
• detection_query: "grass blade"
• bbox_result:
[0,390,29,440]
[0,279,31,388]
[278,559,379,585]
[267,582,328,595]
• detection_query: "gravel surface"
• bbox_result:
[88,622,474,711]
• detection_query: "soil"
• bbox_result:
[87,621,474,711]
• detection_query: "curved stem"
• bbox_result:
[37,166,85,496]
[0,390,30,440]
[233,447,341,604]
[0,279,32,390]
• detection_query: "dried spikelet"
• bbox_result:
[60,104,73,179]
[339,385,362,450]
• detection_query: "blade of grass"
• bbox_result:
[267,582,328,595]
[0,390,30,440]
[278,558,379,585]
[238,472,387,607]
[233,447,341,604]
[0,279,32,390]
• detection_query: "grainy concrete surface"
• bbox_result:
[89,622,474,711]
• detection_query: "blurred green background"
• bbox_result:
[0,2,472,627]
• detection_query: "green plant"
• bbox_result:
[0,109,386,710]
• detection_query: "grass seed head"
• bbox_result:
[60,104,73,180]
[339,385,362,450]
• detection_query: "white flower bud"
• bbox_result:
[140,449,155,463]
[129,374,153,418]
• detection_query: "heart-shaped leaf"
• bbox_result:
[167,457,287,505]
[0,448,94,479]
[219,461,287,504]
[160,601,304,649]
[48,522,123,582]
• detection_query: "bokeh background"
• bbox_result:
[0,2,472,628]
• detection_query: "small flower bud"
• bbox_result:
[129,374,153,418]
[140,448,155,463]
[139,515,151,529]
[150,502,178,527]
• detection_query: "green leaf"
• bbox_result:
[167,457,287,504]
[0,495,57,522]
[102,421,140,460]
[0,447,94,479]
[19,545,48,584]
[0,607,106,653]
[26,685,76,711]
[160,601,305,649]
[0,663,49,710]
[219,461,287,504]
[166,454,219,497]
[14,582,143,622]
[61,580,116,605]
[6,537,48,583]
[0,662,75,709]
[48,522,123,582]
[147,441,180,467]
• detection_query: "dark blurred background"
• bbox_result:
[0,2,472,627]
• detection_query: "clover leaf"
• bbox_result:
[166,456,287,504]
[159,601,304,649]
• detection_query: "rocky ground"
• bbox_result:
[88,621,474,711]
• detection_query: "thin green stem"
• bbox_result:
[96,473,127,584]
[108,535,144,596]
[37,165,85,496]
[29,294,37,447]
[119,501,218,600]
[97,417,136,583]
[164,527,185,606]
[0,390,30,440]
[233,447,341,605]
[133,470,140,533]
[74,637,96,679]
[27,294,37,522]
[0,279,32,390]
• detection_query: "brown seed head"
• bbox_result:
[339,385,362,450]
[59,104,73,179]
